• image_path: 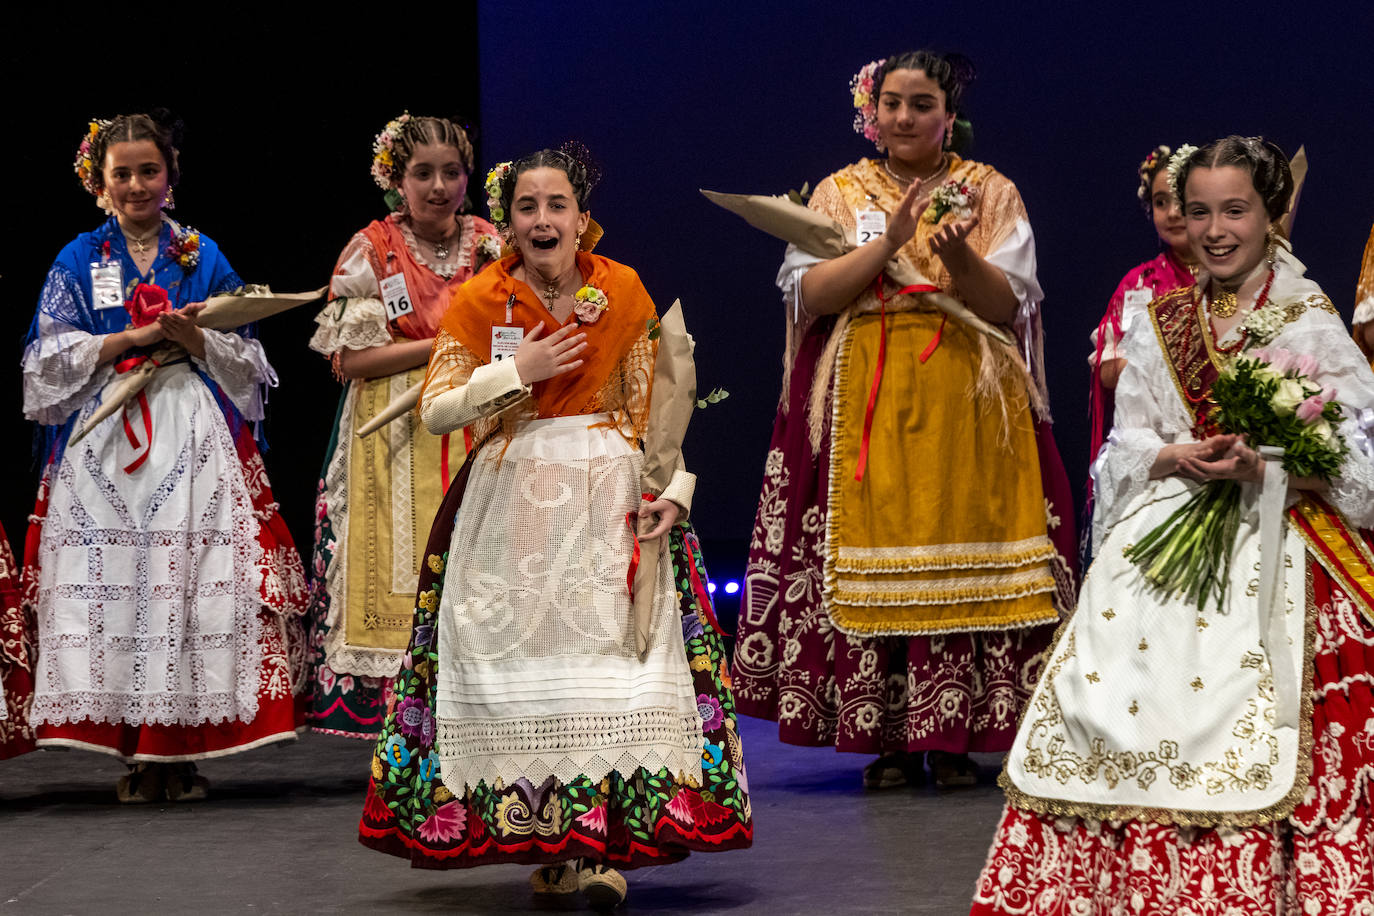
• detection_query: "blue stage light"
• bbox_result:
[707,582,717,594]
[724,581,740,595]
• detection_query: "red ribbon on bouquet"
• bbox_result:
[625,493,657,600]
[112,355,161,473]
[854,279,940,482]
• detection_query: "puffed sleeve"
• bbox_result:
[22,263,109,426]
[1091,308,1193,548]
[190,245,277,421]
[309,232,393,356]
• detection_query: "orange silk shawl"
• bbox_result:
[437,251,655,418]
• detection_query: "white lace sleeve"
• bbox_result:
[22,311,109,426]
[1091,309,1191,548]
[1271,309,1374,527]
[308,241,393,355]
[193,330,278,422]
[22,266,111,426]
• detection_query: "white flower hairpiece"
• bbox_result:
[1166,143,1199,204]
[371,113,412,190]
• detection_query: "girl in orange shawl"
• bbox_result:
[357,147,751,908]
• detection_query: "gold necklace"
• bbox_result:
[1210,287,1239,318]
[527,264,574,308]
[122,226,159,253]
[883,154,948,186]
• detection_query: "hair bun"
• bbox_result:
[147,107,185,148]
[943,52,977,89]
[559,140,602,195]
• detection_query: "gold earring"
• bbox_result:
[163,188,175,210]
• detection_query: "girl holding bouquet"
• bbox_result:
[971,137,1374,914]
[19,113,308,801]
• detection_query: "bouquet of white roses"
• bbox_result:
[1124,346,1347,611]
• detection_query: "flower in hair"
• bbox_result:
[850,59,886,147]
[74,118,112,196]
[485,161,513,230]
[1136,145,1171,200]
[371,112,412,190]
[572,285,609,325]
[1166,143,1198,204]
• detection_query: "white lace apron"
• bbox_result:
[436,414,705,792]
[31,362,264,727]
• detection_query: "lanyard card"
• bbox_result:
[380,271,414,321]
[491,325,523,362]
[90,261,124,309]
[856,209,887,246]
[1122,287,1152,314]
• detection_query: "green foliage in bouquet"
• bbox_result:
[1124,350,1348,612]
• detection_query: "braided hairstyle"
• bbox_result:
[89,110,182,192]
[1177,136,1294,223]
[1136,144,1173,210]
[497,142,601,217]
[873,50,976,153]
[389,116,475,182]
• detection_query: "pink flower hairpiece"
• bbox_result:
[850,59,886,149]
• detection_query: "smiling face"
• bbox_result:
[510,166,590,279]
[1184,165,1270,284]
[1149,168,1188,255]
[400,142,468,228]
[875,67,955,169]
[102,139,169,232]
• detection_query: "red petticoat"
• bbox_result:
[971,560,1374,915]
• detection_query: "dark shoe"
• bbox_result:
[165,762,209,802]
[862,752,922,789]
[928,750,978,787]
[116,763,165,803]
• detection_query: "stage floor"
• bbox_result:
[0,715,1005,914]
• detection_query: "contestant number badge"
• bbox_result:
[381,272,414,321]
[91,262,124,309]
[1122,287,1152,314]
[491,326,522,362]
[856,209,887,246]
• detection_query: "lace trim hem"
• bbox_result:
[437,711,706,793]
[30,691,256,728]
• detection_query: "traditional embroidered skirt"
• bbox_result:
[307,368,466,738]
[735,315,1074,754]
[972,558,1374,915]
[23,364,307,761]
[0,527,34,759]
[359,419,753,868]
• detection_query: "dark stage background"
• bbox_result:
[4,3,1373,616]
